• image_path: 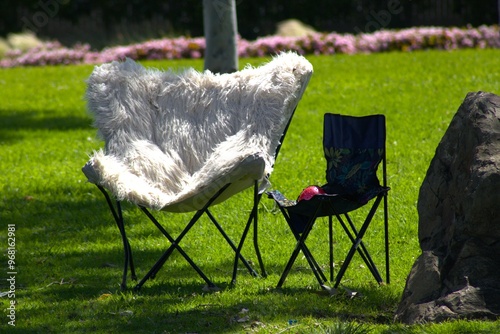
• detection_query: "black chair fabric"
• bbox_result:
[268,113,390,290]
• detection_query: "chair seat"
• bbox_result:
[83,52,313,213]
[268,187,388,233]
[83,148,266,213]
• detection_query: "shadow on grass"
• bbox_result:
[3,192,269,283]
[14,254,398,333]
[15,266,398,333]
[0,108,92,141]
[3,186,399,333]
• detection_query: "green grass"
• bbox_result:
[1,49,500,333]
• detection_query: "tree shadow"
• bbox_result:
[0,108,92,143]
[3,182,400,333]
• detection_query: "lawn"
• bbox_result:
[1,49,500,333]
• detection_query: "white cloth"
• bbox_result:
[83,51,313,212]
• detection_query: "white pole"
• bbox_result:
[203,0,238,74]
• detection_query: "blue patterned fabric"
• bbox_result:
[269,114,387,233]
[323,147,384,204]
[322,113,386,204]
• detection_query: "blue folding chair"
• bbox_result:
[268,113,390,290]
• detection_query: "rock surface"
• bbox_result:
[395,91,500,324]
[275,19,317,37]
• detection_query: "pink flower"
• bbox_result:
[1,25,499,68]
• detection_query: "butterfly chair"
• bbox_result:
[82,52,313,290]
[268,113,389,290]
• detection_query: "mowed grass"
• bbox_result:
[1,49,500,333]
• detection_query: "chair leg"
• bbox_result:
[277,204,327,288]
[231,181,266,284]
[135,206,216,291]
[116,201,137,284]
[97,185,136,290]
[277,219,324,288]
[296,235,329,284]
[384,192,390,284]
[285,211,328,284]
[334,195,384,288]
[336,213,383,284]
[231,209,255,285]
[134,184,232,290]
[253,190,267,278]
[206,209,258,279]
[329,215,334,283]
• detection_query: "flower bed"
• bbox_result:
[1,25,499,67]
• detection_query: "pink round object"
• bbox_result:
[297,185,326,201]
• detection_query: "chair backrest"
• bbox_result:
[84,52,313,211]
[323,114,386,203]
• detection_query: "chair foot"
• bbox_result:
[320,284,337,295]
[249,267,259,278]
[203,283,221,292]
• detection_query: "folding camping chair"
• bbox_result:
[82,52,313,290]
[268,113,390,290]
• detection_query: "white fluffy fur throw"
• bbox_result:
[83,52,313,212]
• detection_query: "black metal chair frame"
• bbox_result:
[95,106,298,291]
[97,181,264,291]
[272,191,389,290]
